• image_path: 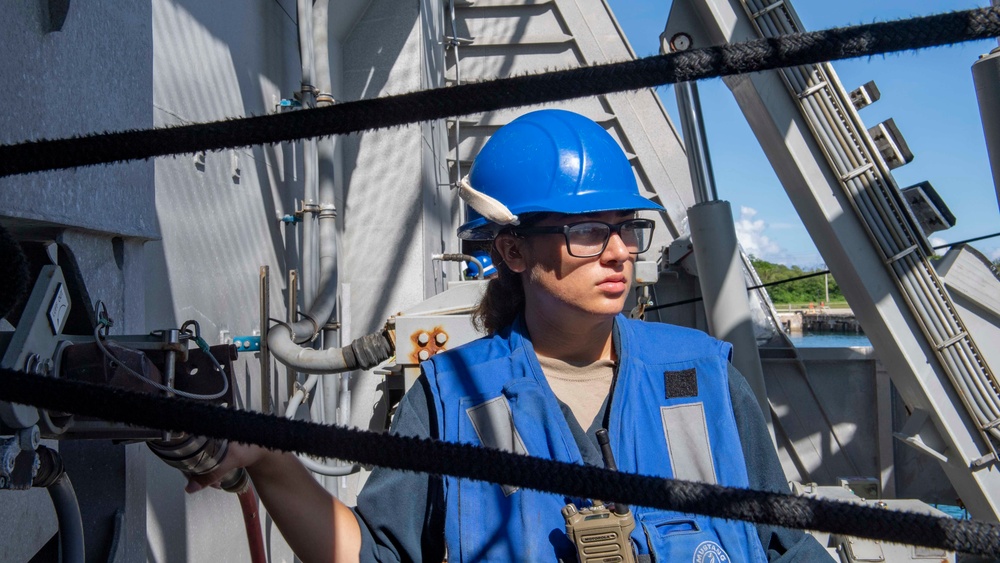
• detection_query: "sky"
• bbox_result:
[605,0,1000,267]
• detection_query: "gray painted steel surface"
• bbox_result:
[665,0,1000,519]
[973,48,1000,212]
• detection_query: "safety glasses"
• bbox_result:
[511,218,655,258]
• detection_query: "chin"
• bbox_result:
[584,299,629,318]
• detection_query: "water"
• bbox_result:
[788,332,871,348]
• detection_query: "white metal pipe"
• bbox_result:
[810,93,865,171]
[432,253,484,280]
[674,81,718,203]
[315,0,342,423]
[285,374,315,417]
[448,0,464,186]
[298,452,357,476]
[688,200,771,425]
[313,0,339,308]
[797,97,852,174]
[268,324,392,374]
[269,325,350,373]
[285,373,359,477]
[338,373,350,428]
[298,0,319,308]
[275,0,339,357]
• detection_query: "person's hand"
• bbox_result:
[184,442,270,493]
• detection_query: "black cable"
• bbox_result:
[1,7,999,177]
[33,447,85,563]
[47,473,85,563]
[649,229,1000,312]
[1,367,999,557]
[647,269,831,312]
[272,0,295,26]
[932,231,1000,250]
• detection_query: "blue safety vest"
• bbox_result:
[423,315,768,563]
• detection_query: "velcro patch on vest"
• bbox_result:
[664,368,698,398]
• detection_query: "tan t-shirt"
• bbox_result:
[536,354,615,431]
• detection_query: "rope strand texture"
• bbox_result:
[1,367,998,557]
[1,7,999,177]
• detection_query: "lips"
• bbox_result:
[597,274,628,293]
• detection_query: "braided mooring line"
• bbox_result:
[1,7,999,177]
[1,367,998,557]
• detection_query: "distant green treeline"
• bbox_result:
[750,257,844,305]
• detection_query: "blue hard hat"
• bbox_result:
[465,251,497,278]
[457,109,664,240]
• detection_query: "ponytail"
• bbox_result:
[472,259,524,334]
[470,213,554,334]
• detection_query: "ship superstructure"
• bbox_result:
[1,1,999,561]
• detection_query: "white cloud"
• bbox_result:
[990,247,1000,263]
[734,206,782,260]
[729,206,825,266]
[929,236,947,256]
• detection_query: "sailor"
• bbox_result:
[188,109,831,562]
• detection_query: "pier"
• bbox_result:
[777,307,863,334]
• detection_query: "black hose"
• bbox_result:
[345,331,395,370]
[34,446,85,563]
[47,473,85,563]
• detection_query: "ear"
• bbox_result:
[494,234,528,273]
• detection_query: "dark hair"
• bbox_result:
[472,253,524,334]
[470,213,555,334]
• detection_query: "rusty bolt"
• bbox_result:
[417,332,430,345]
[435,332,448,345]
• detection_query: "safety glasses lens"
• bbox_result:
[565,220,652,257]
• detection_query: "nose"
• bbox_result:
[601,230,631,263]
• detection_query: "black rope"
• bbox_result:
[647,269,832,312]
[1,368,998,557]
[2,7,999,177]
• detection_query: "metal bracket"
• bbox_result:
[1,265,70,428]
[232,335,261,352]
[971,452,997,470]
[0,426,40,490]
[893,408,949,464]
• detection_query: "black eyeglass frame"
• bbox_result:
[509,218,656,258]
